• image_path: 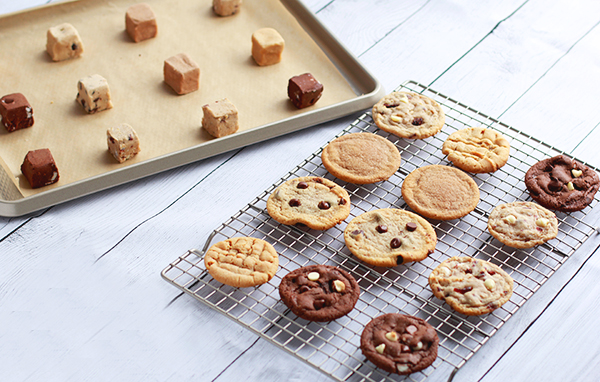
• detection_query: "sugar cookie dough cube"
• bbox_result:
[202,98,239,138]
[46,23,84,62]
[163,53,200,95]
[213,0,242,16]
[0,93,34,132]
[21,148,59,189]
[107,123,141,163]
[251,28,284,66]
[125,3,157,42]
[288,73,323,109]
[76,74,113,114]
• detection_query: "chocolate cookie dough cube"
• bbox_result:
[107,123,141,163]
[163,53,200,95]
[46,23,84,62]
[251,28,284,66]
[213,0,242,16]
[288,73,323,109]
[202,98,239,138]
[125,3,157,43]
[21,149,59,189]
[76,74,113,114]
[0,93,34,132]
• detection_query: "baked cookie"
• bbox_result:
[360,313,439,375]
[321,133,401,184]
[525,154,599,212]
[279,264,360,322]
[266,176,351,230]
[344,209,436,267]
[488,201,558,248]
[429,256,513,316]
[204,237,279,288]
[401,165,480,220]
[372,92,445,139]
[442,127,510,173]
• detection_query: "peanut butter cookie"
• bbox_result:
[442,127,510,173]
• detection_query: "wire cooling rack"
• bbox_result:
[162,80,600,382]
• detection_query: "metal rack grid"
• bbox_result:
[162,80,600,382]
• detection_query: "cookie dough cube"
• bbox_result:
[0,93,34,132]
[251,28,284,66]
[163,53,200,95]
[46,23,84,62]
[125,3,157,43]
[21,148,59,189]
[213,0,242,16]
[76,74,113,114]
[202,98,239,138]
[288,73,323,109]
[107,123,141,163]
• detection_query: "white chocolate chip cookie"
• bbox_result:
[429,256,513,316]
[487,201,558,248]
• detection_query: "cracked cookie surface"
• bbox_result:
[204,237,279,288]
[442,127,510,173]
[266,176,351,230]
[372,92,445,139]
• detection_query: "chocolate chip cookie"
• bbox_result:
[401,165,480,220]
[321,133,401,184]
[488,201,558,248]
[429,256,513,316]
[360,313,439,375]
[442,127,510,173]
[372,92,445,139]
[279,264,360,322]
[204,237,279,288]
[266,176,351,230]
[525,154,599,212]
[344,208,437,267]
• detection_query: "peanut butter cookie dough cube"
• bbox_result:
[76,74,113,114]
[163,53,200,95]
[251,28,284,66]
[213,0,242,16]
[107,123,141,163]
[202,98,239,138]
[46,23,84,62]
[125,3,158,43]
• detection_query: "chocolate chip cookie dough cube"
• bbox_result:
[251,28,284,66]
[46,23,84,62]
[213,0,242,16]
[125,3,158,43]
[107,123,141,163]
[76,74,113,114]
[0,93,34,132]
[202,98,239,138]
[163,53,200,95]
[21,148,59,189]
[288,73,323,109]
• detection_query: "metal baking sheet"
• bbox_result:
[0,0,384,217]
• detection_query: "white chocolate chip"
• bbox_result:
[413,341,423,351]
[399,94,409,104]
[572,169,583,178]
[567,182,575,191]
[333,280,346,292]
[375,343,385,354]
[484,278,495,291]
[307,272,320,281]
[397,365,409,373]
[439,266,452,277]
[390,115,402,123]
[385,331,398,341]
[505,215,517,224]
[536,218,549,228]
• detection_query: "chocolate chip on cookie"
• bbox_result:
[525,154,599,212]
[279,264,360,322]
[360,313,439,375]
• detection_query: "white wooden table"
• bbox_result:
[2,1,600,381]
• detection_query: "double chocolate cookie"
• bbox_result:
[360,313,439,375]
[279,264,360,322]
[525,154,599,212]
